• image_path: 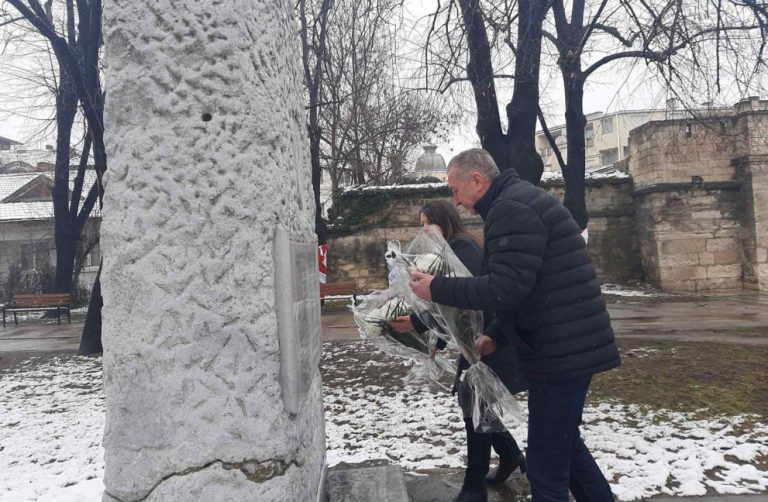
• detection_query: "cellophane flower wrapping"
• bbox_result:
[352,289,455,391]
[394,226,524,432]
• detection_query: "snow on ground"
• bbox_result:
[0,356,104,502]
[1,343,767,501]
[323,342,768,501]
[601,283,670,298]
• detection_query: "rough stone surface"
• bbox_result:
[101,0,325,500]
[327,465,409,502]
[630,99,768,292]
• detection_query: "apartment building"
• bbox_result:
[536,107,685,173]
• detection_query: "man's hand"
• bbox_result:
[388,315,414,333]
[409,271,434,301]
[474,335,497,356]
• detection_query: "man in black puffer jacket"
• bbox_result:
[410,149,620,502]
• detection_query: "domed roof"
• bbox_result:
[414,145,446,173]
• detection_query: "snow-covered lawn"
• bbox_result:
[0,357,104,502]
[2,343,767,501]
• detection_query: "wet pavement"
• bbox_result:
[325,291,768,345]
[1,291,766,362]
[0,318,82,354]
[609,292,768,345]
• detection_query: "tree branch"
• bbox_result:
[0,15,24,28]
[590,23,636,47]
[537,106,566,172]
[584,49,665,78]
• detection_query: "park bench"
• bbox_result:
[320,281,358,306]
[2,293,71,327]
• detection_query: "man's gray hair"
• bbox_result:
[447,148,500,180]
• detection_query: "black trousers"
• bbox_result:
[459,379,523,491]
[526,377,613,501]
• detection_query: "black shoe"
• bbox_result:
[485,452,526,485]
[454,487,488,502]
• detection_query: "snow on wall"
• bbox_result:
[101,0,324,501]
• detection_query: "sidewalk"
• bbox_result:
[323,291,768,344]
[0,318,82,369]
[1,291,766,362]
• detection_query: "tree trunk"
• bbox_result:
[308,75,327,244]
[52,64,78,294]
[457,0,505,165]
[561,73,588,229]
[505,0,547,184]
[78,259,102,355]
[458,0,547,185]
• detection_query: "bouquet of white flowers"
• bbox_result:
[353,289,455,389]
[393,226,523,432]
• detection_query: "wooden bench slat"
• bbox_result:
[319,281,358,305]
[3,293,72,327]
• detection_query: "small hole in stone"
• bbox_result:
[202,113,213,122]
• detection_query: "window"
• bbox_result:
[585,123,594,147]
[20,244,33,271]
[86,242,101,268]
[600,148,618,166]
[601,116,614,134]
[20,241,53,271]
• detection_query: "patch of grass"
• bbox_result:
[589,339,768,418]
[321,299,355,313]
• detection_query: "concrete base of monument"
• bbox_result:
[326,460,409,502]
[326,460,529,502]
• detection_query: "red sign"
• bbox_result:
[318,244,327,283]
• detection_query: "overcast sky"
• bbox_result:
[0,1,685,152]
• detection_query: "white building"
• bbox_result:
[0,169,100,293]
[536,104,690,173]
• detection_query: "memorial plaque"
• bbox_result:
[274,226,322,415]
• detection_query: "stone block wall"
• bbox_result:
[629,97,768,292]
[630,118,737,187]
[545,178,643,282]
[329,99,768,294]
[633,185,744,291]
[327,178,642,292]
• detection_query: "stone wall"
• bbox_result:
[328,98,768,294]
[628,97,768,292]
[327,178,643,292]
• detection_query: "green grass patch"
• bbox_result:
[589,339,768,418]
[321,299,355,313]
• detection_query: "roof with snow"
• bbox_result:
[0,171,100,222]
[0,135,21,145]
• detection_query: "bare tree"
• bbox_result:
[540,0,767,229]
[319,0,451,194]
[3,0,106,353]
[418,0,552,184]
[299,0,334,243]
[419,0,766,230]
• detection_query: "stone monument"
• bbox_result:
[100,1,326,500]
